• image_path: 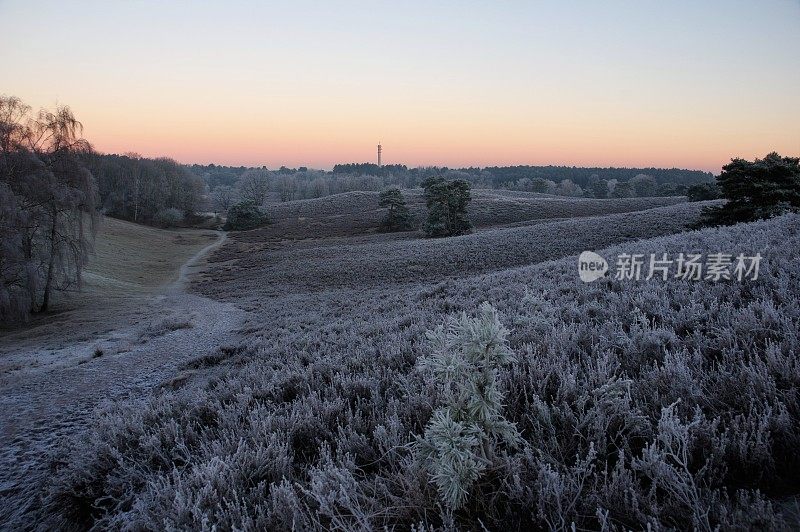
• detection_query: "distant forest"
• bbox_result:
[85,155,714,227]
[332,163,713,188]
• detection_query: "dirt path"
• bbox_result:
[0,231,246,522]
[171,231,228,293]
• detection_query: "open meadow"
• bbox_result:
[0,217,220,360]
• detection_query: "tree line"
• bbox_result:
[86,152,206,227]
[3,93,794,320]
[206,166,698,214]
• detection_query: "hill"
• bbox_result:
[0,217,219,368]
[251,188,686,239]
[197,201,710,300]
[22,199,800,528]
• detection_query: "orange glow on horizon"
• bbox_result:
[4,1,797,175]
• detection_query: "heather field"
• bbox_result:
[195,201,711,299]
[249,189,686,239]
[5,191,799,530]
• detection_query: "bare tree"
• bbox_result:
[236,169,270,205]
[211,185,238,214]
[275,174,297,202]
[0,96,97,318]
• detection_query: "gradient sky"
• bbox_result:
[2,0,799,172]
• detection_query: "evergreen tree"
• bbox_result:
[589,178,608,198]
[699,152,800,226]
[223,201,269,231]
[630,173,657,197]
[378,188,412,232]
[611,181,633,198]
[422,176,473,237]
[686,182,720,202]
[414,303,520,510]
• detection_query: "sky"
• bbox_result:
[1,0,799,172]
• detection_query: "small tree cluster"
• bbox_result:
[699,152,799,226]
[686,182,721,202]
[0,96,97,319]
[210,185,238,214]
[153,207,184,228]
[378,188,413,232]
[422,176,472,238]
[414,302,519,510]
[223,201,269,231]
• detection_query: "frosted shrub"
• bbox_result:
[414,302,520,509]
[153,207,184,228]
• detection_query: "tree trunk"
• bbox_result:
[39,207,58,312]
[23,233,37,313]
[134,173,140,222]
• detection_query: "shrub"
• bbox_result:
[223,201,269,231]
[153,207,184,228]
[686,182,720,202]
[414,303,519,509]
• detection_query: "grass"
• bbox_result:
[137,316,193,343]
[0,216,218,355]
[85,216,220,290]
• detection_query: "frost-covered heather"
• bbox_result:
[137,316,193,342]
[197,201,709,299]
[248,189,686,239]
[26,214,800,530]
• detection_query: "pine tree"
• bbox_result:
[698,152,800,226]
[413,303,520,510]
[378,188,413,232]
[421,176,473,238]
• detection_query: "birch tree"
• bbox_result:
[0,96,97,318]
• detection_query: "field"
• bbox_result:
[197,200,709,300]
[2,193,799,530]
[254,189,686,238]
[0,217,220,359]
[0,218,244,527]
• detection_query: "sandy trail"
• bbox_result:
[0,231,245,518]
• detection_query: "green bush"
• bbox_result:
[686,182,720,202]
[153,207,185,228]
[414,303,519,510]
[223,201,269,231]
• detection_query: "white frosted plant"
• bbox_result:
[414,302,520,510]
